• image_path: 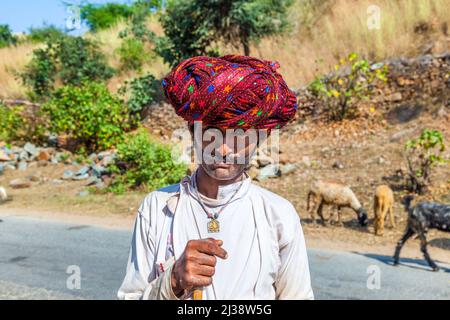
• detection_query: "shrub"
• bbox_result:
[0,24,17,48]
[41,83,131,153]
[119,73,158,117]
[116,38,153,72]
[107,128,187,193]
[21,37,114,99]
[309,53,389,121]
[405,129,447,194]
[27,24,67,43]
[0,103,46,143]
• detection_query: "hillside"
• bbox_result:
[1,0,449,99]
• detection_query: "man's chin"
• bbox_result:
[203,164,242,181]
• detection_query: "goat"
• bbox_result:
[0,186,7,202]
[373,185,396,236]
[307,180,368,226]
[393,195,450,271]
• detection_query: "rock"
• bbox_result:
[436,107,448,118]
[385,92,403,102]
[76,166,90,176]
[52,179,63,185]
[0,149,10,161]
[73,173,90,181]
[47,134,58,147]
[37,150,51,161]
[85,176,100,186]
[257,164,280,181]
[378,157,385,165]
[77,190,89,197]
[92,164,107,178]
[18,161,28,171]
[19,150,29,161]
[88,153,98,161]
[28,174,41,182]
[50,156,59,164]
[390,128,416,142]
[62,170,74,180]
[4,163,16,171]
[9,178,31,189]
[332,161,345,169]
[99,155,114,167]
[97,151,111,161]
[28,161,38,168]
[95,181,106,190]
[37,160,48,167]
[281,163,298,175]
[24,143,39,156]
[257,154,274,167]
[302,156,312,168]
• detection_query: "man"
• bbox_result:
[118,55,314,300]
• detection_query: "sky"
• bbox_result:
[0,0,133,34]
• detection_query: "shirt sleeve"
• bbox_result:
[275,205,314,300]
[117,195,180,300]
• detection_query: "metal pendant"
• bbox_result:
[207,219,220,233]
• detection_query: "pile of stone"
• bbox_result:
[0,141,115,190]
[247,146,299,182]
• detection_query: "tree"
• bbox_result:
[0,24,18,48]
[80,3,134,32]
[157,0,293,67]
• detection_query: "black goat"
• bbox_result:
[393,195,450,271]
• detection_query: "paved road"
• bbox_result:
[0,216,449,300]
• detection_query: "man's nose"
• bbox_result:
[217,143,233,158]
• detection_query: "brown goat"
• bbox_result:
[373,185,396,236]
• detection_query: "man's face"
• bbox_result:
[191,123,262,181]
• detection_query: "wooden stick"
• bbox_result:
[193,289,203,300]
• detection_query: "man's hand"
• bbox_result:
[171,238,227,297]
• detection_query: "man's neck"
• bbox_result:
[196,167,244,199]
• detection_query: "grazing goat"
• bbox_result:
[373,185,396,236]
[0,187,7,202]
[307,180,368,226]
[393,195,450,271]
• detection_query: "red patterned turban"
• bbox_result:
[162,55,298,131]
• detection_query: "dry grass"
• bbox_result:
[1,0,449,99]
[244,0,450,87]
[0,42,40,100]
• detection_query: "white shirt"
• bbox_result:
[117,170,314,300]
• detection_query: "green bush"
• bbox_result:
[119,73,158,117]
[21,37,114,100]
[108,128,187,193]
[41,82,131,153]
[80,3,134,32]
[0,103,46,143]
[0,24,17,48]
[27,24,67,43]
[309,53,388,121]
[405,129,447,194]
[116,38,153,72]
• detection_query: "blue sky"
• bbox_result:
[0,0,132,34]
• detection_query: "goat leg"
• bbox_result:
[393,227,414,265]
[419,233,439,271]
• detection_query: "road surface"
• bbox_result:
[0,216,449,299]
